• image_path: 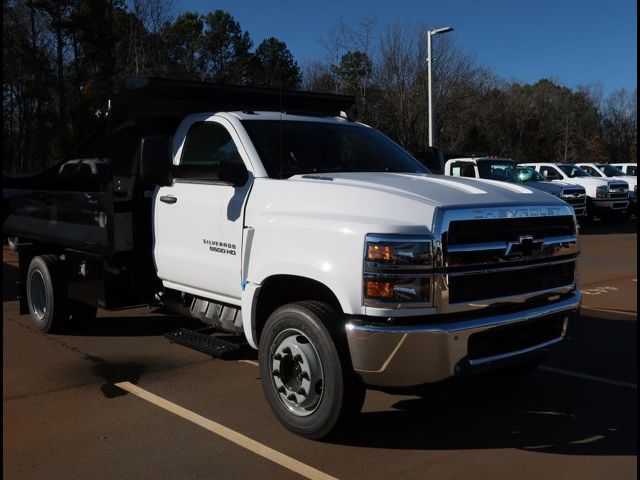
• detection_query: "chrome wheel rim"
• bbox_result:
[28,270,47,323]
[270,328,324,417]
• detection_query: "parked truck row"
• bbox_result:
[4,77,584,439]
[439,156,634,223]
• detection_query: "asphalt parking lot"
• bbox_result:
[3,219,637,480]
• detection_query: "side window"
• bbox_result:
[582,165,599,177]
[450,162,463,176]
[450,162,475,177]
[180,122,244,170]
[540,166,560,179]
[460,162,476,178]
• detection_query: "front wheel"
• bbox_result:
[259,301,365,440]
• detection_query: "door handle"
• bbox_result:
[160,195,177,204]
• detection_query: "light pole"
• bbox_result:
[427,26,454,147]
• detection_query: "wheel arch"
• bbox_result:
[248,274,345,348]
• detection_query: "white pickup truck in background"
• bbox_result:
[521,162,630,222]
[4,77,583,440]
[610,163,637,176]
[576,163,637,210]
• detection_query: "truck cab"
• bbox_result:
[443,157,587,217]
[521,162,629,221]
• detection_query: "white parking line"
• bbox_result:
[239,359,259,367]
[539,366,637,390]
[115,381,338,480]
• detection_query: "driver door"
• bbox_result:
[153,118,252,304]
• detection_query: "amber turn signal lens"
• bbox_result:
[366,280,393,298]
[367,244,392,261]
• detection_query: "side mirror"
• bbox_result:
[219,161,249,187]
[140,135,173,186]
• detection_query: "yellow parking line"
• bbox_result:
[115,381,338,480]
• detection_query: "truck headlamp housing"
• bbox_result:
[363,235,433,307]
[596,185,608,198]
[365,236,433,266]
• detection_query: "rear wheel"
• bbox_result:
[259,301,365,439]
[26,255,69,333]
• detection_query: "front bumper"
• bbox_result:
[572,205,587,216]
[345,291,581,387]
[593,199,629,210]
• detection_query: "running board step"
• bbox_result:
[164,328,244,358]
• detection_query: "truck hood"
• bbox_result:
[553,176,619,188]
[524,181,584,195]
[290,172,563,207]
[609,176,636,188]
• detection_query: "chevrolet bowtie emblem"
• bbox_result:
[505,235,544,257]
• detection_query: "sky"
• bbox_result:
[179,0,637,94]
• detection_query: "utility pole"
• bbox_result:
[427,26,454,147]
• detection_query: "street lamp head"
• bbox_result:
[430,26,454,35]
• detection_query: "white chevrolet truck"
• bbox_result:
[576,162,637,211]
[4,78,582,439]
[521,162,629,222]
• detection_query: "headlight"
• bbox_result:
[596,186,608,198]
[363,235,433,307]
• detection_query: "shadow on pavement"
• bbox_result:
[68,313,204,337]
[3,262,19,301]
[332,371,636,456]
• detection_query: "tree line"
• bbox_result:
[3,1,637,174]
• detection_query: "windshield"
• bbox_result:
[558,165,590,178]
[517,167,546,182]
[241,120,429,178]
[596,164,625,177]
[476,160,519,182]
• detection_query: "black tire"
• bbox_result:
[584,199,595,224]
[26,255,69,333]
[259,301,365,440]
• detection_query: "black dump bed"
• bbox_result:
[3,77,354,255]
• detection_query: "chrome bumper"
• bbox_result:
[345,291,581,387]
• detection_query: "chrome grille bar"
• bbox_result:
[431,204,578,314]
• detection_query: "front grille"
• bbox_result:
[610,192,629,199]
[468,313,565,360]
[561,189,586,206]
[448,261,575,303]
[609,184,629,199]
[446,216,575,246]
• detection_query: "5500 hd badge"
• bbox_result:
[203,239,237,255]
